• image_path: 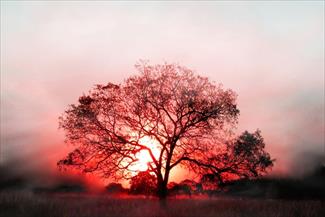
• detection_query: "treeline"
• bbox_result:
[2,165,324,200]
[106,165,325,200]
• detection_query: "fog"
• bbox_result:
[1,1,324,186]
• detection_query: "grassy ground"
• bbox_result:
[0,191,324,217]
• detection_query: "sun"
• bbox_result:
[130,136,160,172]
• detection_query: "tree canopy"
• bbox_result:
[197,130,273,187]
[129,171,156,195]
[58,62,273,198]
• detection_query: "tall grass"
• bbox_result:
[0,191,324,217]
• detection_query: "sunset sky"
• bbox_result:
[1,1,324,185]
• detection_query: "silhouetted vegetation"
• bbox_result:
[1,165,324,217]
[33,183,85,194]
[168,180,203,197]
[129,171,156,195]
[58,62,273,199]
[105,183,128,195]
[221,165,325,200]
[0,166,29,191]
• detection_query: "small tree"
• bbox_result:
[129,171,156,195]
[106,182,127,194]
[58,61,273,199]
[197,130,274,187]
[169,179,202,196]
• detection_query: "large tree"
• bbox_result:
[58,62,273,198]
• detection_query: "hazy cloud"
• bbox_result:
[1,1,324,182]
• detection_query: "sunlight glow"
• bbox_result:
[131,136,161,172]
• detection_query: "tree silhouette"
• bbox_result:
[169,179,202,196]
[129,171,156,195]
[196,130,274,187]
[106,182,127,194]
[58,61,273,199]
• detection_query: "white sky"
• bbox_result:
[1,1,324,179]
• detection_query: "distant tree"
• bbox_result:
[169,179,202,196]
[57,61,273,199]
[106,182,127,194]
[169,183,192,197]
[129,171,156,195]
[179,179,202,194]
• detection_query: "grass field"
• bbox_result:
[0,191,324,217]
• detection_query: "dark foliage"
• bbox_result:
[220,165,325,200]
[33,183,85,193]
[193,130,274,187]
[168,179,202,196]
[129,171,156,195]
[105,183,127,194]
[0,166,28,191]
[58,62,273,198]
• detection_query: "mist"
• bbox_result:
[1,1,324,187]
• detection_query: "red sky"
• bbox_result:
[1,1,324,185]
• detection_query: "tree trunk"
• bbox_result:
[157,180,168,209]
[157,180,168,199]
